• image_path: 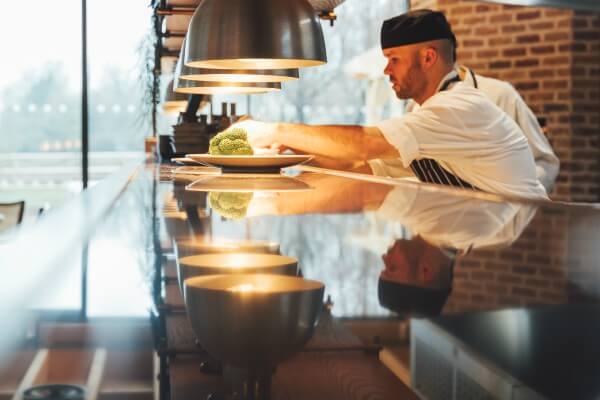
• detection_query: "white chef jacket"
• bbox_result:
[458,67,558,191]
[374,67,559,192]
[369,71,548,200]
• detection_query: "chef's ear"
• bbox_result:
[420,46,439,69]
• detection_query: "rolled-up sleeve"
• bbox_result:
[376,118,420,168]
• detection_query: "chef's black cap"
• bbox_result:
[381,9,457,52]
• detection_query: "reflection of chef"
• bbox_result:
[377,186,537,252]
[379,236,454,317]
[376,185,537,317]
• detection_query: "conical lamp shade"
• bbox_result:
[185,0,327,69]
[180,67,299,83]
[173,42,282,94]
[162,78,188,113]
[174,78,281,95]
[175,38,299,83]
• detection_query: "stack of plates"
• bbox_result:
[173,122,210,155]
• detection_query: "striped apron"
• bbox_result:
[409,75,478,190]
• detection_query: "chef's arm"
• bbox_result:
[235,118,402,169]
[273,123,400,162]
[268,174,393,215]
[300,153,373,173]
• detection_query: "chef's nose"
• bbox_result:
[383,59,392,76]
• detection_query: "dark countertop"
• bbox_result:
[429,304,600,400]
[3,161,600,398]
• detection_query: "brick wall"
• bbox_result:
[445,205,600,313]
[411,0,600,202]
[445,208,570,313]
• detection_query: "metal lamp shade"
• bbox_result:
[175,45,299,82]
[184,0,327,69]
[174,79,281,95]
[308,0,346,12]
[180,67,299,83]
[173,41,284,94]
[162,78,188,113]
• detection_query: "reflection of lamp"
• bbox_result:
[161,78,188,115]
[184,274,324,400]
[184,0,327,69]
[178,253,297,293]
[175,239,280,258]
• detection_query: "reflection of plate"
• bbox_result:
[172,157,205,165]
[185,175,312,192]
[186,154,313,169]
[173,166,221,176]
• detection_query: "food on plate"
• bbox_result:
[208,191,253,220]
[209,128,254,156]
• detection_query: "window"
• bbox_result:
[88,0,153,183]
[0,0,82,216]
[211,0,408,125]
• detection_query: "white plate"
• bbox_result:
[186,154,313,169]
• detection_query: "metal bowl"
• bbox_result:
[184,274,324,370]
[177,252,295,294]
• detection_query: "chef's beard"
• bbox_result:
[392,61,426,100]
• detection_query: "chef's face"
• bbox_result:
[381,236,454,289]
[383,45,427,100]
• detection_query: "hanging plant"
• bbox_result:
[135,12,160,137]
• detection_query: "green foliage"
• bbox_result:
[208,191,253,220]
[135,22,157,136]
[209,128,253,155]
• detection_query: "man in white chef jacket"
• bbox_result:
[345,48,559,192]
[237,9,548,200]
[392,64,559,192]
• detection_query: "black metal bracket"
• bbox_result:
[157,303,187,315]
[180,94,205,123]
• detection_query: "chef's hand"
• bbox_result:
[232,119,279,150]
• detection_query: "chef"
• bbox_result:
[378,236,454,317]
[390,63,560,192]
[236,9,548,200]
[375,183,538,317]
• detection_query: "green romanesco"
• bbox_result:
[209,128,254,155]
[208,191,253,220]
